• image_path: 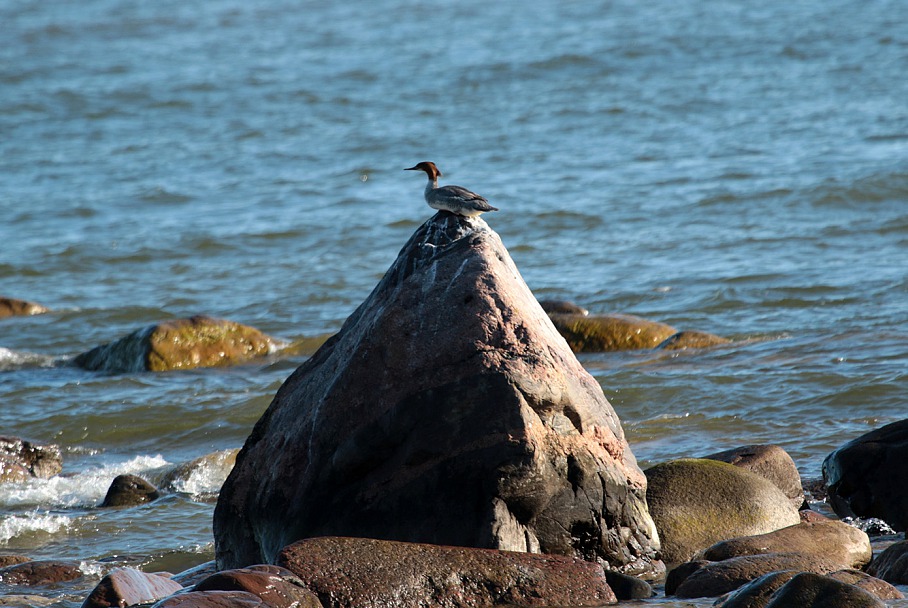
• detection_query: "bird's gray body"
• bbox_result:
[406,161,499,218]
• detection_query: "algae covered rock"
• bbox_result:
[645,458,801,563]
[0,297,49,318]
[548,312,677,352]
[657,330,730,351]
[702,444,804,510]
[75,315,279,373]
[215,212,661,575]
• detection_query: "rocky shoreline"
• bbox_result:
[2,213,907,607]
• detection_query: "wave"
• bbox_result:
[0,347,61,371]
[0,454,170,510]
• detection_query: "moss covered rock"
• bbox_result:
[75,315,279,373]
[0,297,49,318]
[645,459,801,563]
[657,330,730,351]
[548,313,677,352]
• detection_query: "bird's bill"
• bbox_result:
[404,165,420,171]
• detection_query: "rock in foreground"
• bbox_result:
[277,536,616,607]
[75,315,280,373]
[645,459,801,563]
[81,567,183,608]
[215,213,661,575]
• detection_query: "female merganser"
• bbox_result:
[405,161,499,217]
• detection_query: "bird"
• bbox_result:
[405,161,499,217]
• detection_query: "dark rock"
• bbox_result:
[100,474,160,507]
[865,539,908,584]
[763,572,885,607]
[656,330,729,351]
[74,315,280,373]
[702,444,804,510]
[664,560,708,595]
[714,570,799,608]
[277,536,616,608]
[547,312,676,352]
[822,418,908,530]
[672,553,840,598]
[0,560,83,586]
[603,569,653,599]
[194,565,321,608]
[170,561,218,588]
[215,213,661,575]
[0,436,63,479]
[698,520,871,570]
[644,459,801,563]
[539,299,588,315]
[81,567,183,608]
[0,297,48,318]
[827,568,904,600]
[152,590,267,607]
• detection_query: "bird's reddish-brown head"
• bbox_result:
[404,161,442,179]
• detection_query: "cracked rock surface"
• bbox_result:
[214,212,661,575]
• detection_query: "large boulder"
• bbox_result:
[214,212,661,575]
[645,459,801,563]
[702,444,804,510]
[547,312,676,352]
[74,315,280,373]
[822,419,908,530]
[276,536,616,607]
[698,520,871,570]
[0,297,48,318]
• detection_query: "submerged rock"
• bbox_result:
[100,474,160,507]
[547,312,676,352]
[0,297,49,318]
[656,330,730,351]
[215,212,661,575]
[702,444,804,510]
[0,436,62,480]
[81,567,183,608]
[0,560,84,586]
[645,458,801,563]
[277,536,616,607]
[538,299,589,315]
[74,315,280,373]
[822,418,908,531]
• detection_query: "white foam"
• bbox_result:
[0,512,73,544]
[0,347,59,370]
[167,451,234,498]
[0,454,170,509]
